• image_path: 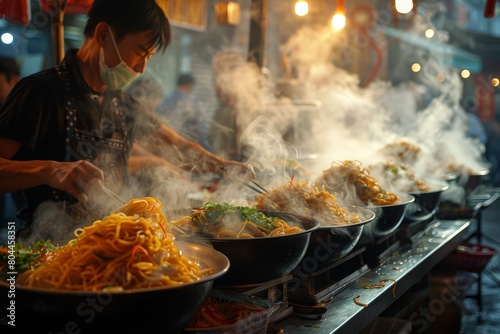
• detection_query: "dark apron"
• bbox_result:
[54,59,129,224]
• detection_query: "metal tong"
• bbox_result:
[218,164,271,196]
[102,186,127,206]
[245,179,272,196]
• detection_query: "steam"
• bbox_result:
[233,8,487,196]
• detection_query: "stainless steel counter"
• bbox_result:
[273,219,470,333]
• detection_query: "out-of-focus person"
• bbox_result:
[156,73,211,150]
[0,55,21,225]
[0,55,20,107]
[466,111,487,145]
[0,0,254,242]
[209,50,264,161]
[485,112,500,186]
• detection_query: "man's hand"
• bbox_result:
[44,160,105,203]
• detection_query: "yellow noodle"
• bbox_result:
[18,197,209,291]
[315,160,400,206]
[256,179,361,226]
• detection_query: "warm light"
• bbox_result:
[332,13,346,30]
[215,2,241,25]
[331,0,346,30]
[436,73,445,82]
[395,0,414,14]
[295,1,309,16]
[492,78,500,87]
[1,33,13,45]
[424,29,435,39]
[411,63,421,72]
[461,70,471,79]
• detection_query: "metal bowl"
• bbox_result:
[363,193,415,239]
[405,181,449,222]
[170,210,320,287]
[442,172,459,185]
[463,168,490,193]
[0,241,229,334]
[297,206,376,267]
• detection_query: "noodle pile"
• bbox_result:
[379,139,423,166]
[18,197,210,291]
[314,160,400,206]
[255,178,361,226]
[170,202,304,238]
[376,161,431,192]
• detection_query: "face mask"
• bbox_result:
[99,30,139,90]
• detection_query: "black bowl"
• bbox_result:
[0,241,229,334]
[463,168,490,193]
[364,193,415,239]
[298,206,376,267]
[405,181,449,222]
[170,210,320,287]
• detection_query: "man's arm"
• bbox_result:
[141,124,255,181]
[0,138,104,203]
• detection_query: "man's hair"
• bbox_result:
[0,55,20,81]
[177,73,195,87]
[83,0,171,53]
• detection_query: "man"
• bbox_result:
[0,55,20,106]
[0,0,254,241]
[156,73,212,150]
[0,55,21,223]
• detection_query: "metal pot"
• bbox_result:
[170,210,320,287]
[0,241,229,334]
[363,193,415,239]
[405,181,449,222]
[463,168,490,193]
[298,206,376,266]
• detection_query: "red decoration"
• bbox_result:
[39,0,94,15]
[0,0,31,25]
[484,0,496,18]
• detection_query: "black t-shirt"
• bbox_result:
[0,49,160,237]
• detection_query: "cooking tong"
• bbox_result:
[218,165,271,196]
[245,179,272,196]
[102,185,127,206]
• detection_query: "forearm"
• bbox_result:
[144,125,226,175]
[0,158,55,192]
[129,154,184,175]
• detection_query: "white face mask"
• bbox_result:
[99,30,139,90]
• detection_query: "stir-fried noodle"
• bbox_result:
[256,178,361,226]
[315,160,400,206]
[18,197,210,291]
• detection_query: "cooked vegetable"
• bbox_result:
[0,240,59,279]
[170,202,304,238]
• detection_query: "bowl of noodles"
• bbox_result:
[299,206,376,265]
[364,193,415,237]
[367,161,448,223]
[314,160,415,239]
[253,178,377,263]
[167,202,320,286]
[404,181,449,222]
[0,197,230,334]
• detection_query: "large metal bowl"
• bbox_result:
[298,206,376,267]
[362,193,415,240]
[170,210,320,287]
[405,181,449,222]
[0,241,229,334]
[463,168,490,193]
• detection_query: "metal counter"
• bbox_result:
[274,219,470,333]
